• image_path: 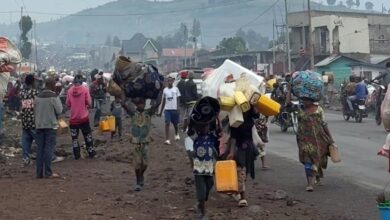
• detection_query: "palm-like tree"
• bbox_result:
[365,1,374,10]
[326,0,337,6]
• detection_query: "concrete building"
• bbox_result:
[288,10,390,60]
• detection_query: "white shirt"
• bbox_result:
[163,87,181,110]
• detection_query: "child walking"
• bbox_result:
[187,97,221,220]
[128,98,157,191]
[110,97,123,139]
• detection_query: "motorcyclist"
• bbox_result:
[346,76,368,113]
[373,62,390,87]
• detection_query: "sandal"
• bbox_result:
[305,185,314,192]
[238,199,248,207]
[47,173,61,179]
[133,184,142,192]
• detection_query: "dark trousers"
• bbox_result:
[93,99,103,124]
[194,175,214,202]
[111,117,122,137]
[35,129,56,178]
[70,121,94,154]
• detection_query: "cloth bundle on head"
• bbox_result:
[292,70,324,102]
[190,96,220,125]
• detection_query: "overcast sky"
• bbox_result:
[0,0,389,24]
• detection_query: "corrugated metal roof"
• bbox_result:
[314,55,341,67]
[369,55,390,65]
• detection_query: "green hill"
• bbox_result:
[0,0,379,46]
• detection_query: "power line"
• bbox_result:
[0,0,259,17]
[203,0,281,39]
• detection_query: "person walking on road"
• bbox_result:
[90,72,106,127]
[20,74,38,166]
[182,71,199,132]
[128,97,158,191]
[160,77,181,145]
[177,71,187,130]
[66,74,96,159]
[110,97,123,140]
[34,78,62,178]
[296,98,335,191]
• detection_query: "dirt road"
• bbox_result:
[0,116,357,219]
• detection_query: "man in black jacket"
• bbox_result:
[182,71,199,132]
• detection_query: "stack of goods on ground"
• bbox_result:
[108,56,164,100]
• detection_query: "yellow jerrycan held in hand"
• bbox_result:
[99,119,110,132]
[215,160,239,193]
[107,116,116,132]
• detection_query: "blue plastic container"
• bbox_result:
[379,206,390,220]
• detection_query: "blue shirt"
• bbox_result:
[355,82,368,100]
[193,134,217,176]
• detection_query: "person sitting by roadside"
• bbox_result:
[34,77,63,178]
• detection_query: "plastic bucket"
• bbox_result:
[379,206,390,220]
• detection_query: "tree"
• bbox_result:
[105,35,112,46]
[216,37,247,55]
[338,1,345,7]
[175,23,189,48]
[112,36,121,47]
[355,0,360,7]
[19,15,33,59]
[326,0,337,6]
[191,19,201,39]
[365,1,374,10]
[236,28,246,40]
[346,0,354,8]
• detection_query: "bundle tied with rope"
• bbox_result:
[108,56,164,100]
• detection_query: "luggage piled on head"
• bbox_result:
[110,56,164,100]
[291,70,324,102]
[217,73,280,128]
[0,37,22,73]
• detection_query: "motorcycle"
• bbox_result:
[274,100,300,134]
[340,90,367,123]
[370,80,386,125]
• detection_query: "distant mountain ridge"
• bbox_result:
[0,0,382,46]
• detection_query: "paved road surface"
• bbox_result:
[261,111,389,219]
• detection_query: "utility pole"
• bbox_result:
[308,0,315,70]
[284,0,291,73]
[19,7,23,51]
[194,36,198,67]
[272,19,276,64]
[34,20,38,71]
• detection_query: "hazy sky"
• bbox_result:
[0,0,389,24]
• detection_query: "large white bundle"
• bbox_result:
[0,37,22,65]
[202,59,264,98]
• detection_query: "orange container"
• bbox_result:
[255,95,280,116]
[107,116,116,132]
[215,160,238,193]
[99,119,110,132]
